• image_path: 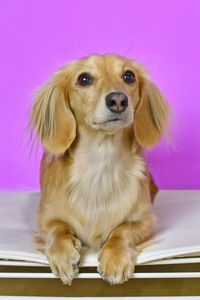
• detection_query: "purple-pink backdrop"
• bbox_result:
[0,0,200,190]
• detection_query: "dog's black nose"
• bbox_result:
[106,92,128,113]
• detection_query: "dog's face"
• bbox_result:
[30,54,169,154]
[67,55,139,132]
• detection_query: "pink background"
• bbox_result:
[0,0,200,190]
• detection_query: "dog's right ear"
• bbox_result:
[29,69,76,155]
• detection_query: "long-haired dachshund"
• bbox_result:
[29,54,169,285]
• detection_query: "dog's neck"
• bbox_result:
[70,125,137,155]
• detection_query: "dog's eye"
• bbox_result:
[123,71,135,83]
[78,73,93,86]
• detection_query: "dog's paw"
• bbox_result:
[97,246,136,284]
[46,236,81,285]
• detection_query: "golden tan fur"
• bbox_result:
[30,54,169,285]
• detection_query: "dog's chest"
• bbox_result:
[66,137,145,247]
[69,139,129,204]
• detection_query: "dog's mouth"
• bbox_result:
[106,118,122,123]
[89,111,133,130]
[94,117,122,125]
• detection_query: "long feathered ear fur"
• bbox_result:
[29,70,77,155]
[134,70,169,148]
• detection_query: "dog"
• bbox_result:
[29,54,169,285]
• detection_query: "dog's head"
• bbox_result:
[30,54,169,154]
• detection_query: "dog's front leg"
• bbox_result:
[43,220,81,285]
[98,219,153,284]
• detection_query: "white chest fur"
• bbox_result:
[65,131,146,247]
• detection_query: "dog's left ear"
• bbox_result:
[134,75,169,148]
